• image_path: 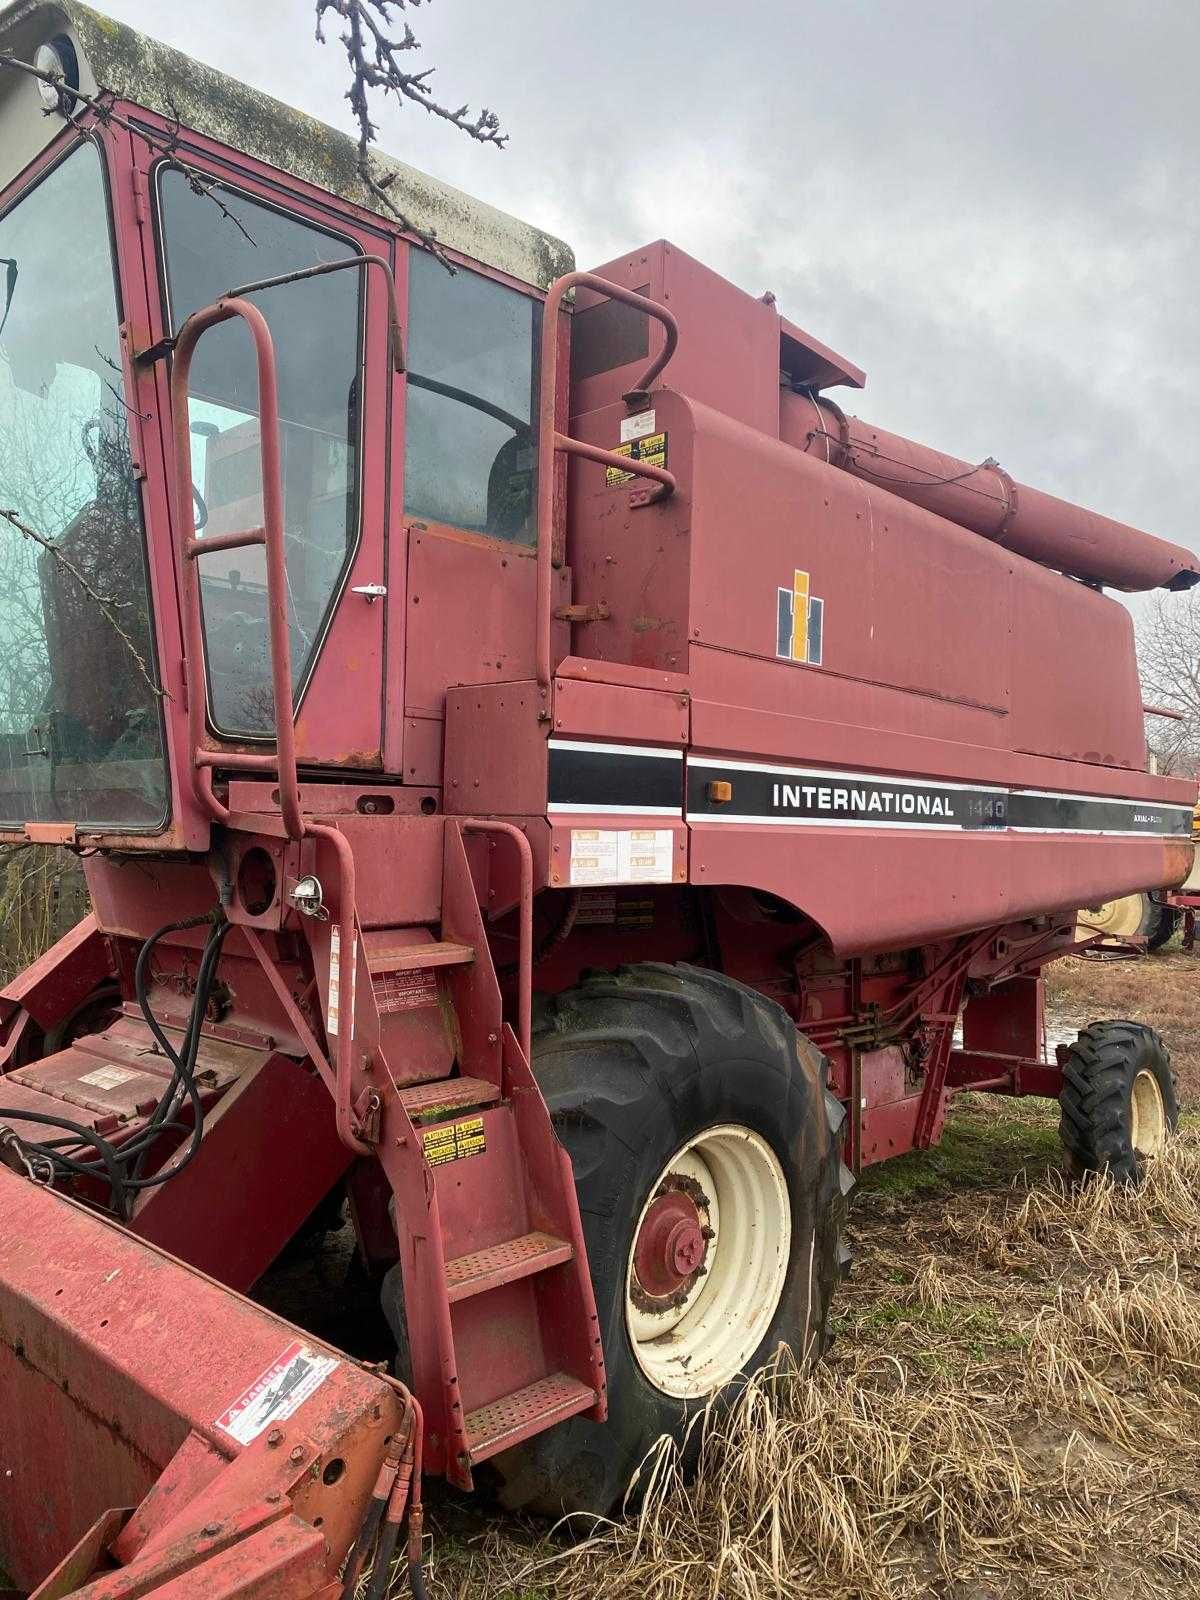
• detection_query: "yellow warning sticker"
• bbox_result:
[422,1115,487,1166]
[606,431,668,487]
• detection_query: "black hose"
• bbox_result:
[407,1557,429,1600]
[363,1519,402,1600]
[49,913,229,1188]
[124,917,232,1188]
[0,911,230,1214]
[339,1495,389,1600]
[0,1106,130,1210]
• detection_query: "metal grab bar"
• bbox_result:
[169,296,304,840]
[225,252,406,373]
[462,819,533,1066]
[309,822,372,1155]
[535,271,681,691]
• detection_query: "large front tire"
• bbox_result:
[492,962,850,1518]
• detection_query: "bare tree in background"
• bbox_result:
[1138,591,1200,776]
[315,0,506,261]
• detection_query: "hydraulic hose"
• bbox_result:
[0,911,230,1215]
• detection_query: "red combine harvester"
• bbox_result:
[0,4,1195,1594]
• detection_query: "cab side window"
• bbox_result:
[404,251,540,544]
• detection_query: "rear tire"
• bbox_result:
[1143,901,1178,952]
[491,962,851,1519]
[1059,1020,1178,1183]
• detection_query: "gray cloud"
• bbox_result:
[95,0,1200,584]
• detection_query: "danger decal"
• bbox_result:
[215,1340,339,1446]
[569,827,674,886]
[422,1115,487,1167]
[326,925,357,1041]
[606,431,668,487]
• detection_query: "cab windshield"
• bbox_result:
[0,141,166,831]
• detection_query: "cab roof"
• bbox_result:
[0,0,575,290]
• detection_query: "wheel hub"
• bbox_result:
[625,1125,792,1400]
[632,1179,711,1307]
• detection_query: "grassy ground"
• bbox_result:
[1047,946,1200,1098]
[408,950,1200,1600]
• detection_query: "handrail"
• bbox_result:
[169,295,304,840]
[310,821,372,1155]
[462,819,532,1066]
[535,271,681,692]
[225,253,405,373]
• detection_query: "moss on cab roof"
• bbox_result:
[0,0,574,289]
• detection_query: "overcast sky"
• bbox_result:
[101,0,1198,621]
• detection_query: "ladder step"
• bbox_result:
[367,940,475,976]
[446,1232,573,1304]
[397,1076,501,1119]
[465,1374,596,1463]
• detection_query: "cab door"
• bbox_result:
[135,137,391,772]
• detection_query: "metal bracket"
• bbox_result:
[134,334,177,367]
[553,602,611,624]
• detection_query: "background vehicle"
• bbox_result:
[1076,890,1178,950]
[0,3,1194,1593]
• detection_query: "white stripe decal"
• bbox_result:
[548,739,682,760]
[548,802,682,816]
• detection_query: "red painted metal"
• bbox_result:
[0,915,111,1045]
[462,819,533,1064]
[782,393,1200,594]
[633,1189,706,1299]
[305,822,371,1155]
[536,272,680,690]
[0,1165,413,1594]
[2,41,1200,1597]
[169,296,303,840]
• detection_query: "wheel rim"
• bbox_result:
[625,1124,791,1400]
[1078,893,1146,941]
[1130,1068,1167,1157]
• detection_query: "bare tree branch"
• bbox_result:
[0,53,257,247]
[1138,592,1200,776]
[0,508,163,699]
[314,0,507,267]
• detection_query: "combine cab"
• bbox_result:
[0,3,1194,1592]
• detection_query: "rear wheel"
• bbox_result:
[1077,891,1149,944]
[1059,1020,1178,1183]
[492,962,851,1518]
[1143,900,1179,952]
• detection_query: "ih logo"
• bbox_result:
[776,569,824,665]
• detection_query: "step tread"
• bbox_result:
[446,1231,573,1303]
[465,1374,596,1462]
[366,940,475,975]
[397,1076,502,1118]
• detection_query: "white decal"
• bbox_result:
[327,926,358,1041]
[215,1340,339,1446]
[620,408,657,443]
[79,1066,139,1090]
[570,828,674,886]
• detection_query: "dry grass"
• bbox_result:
[1048,947,1200,1096]
[412,1099,1200,1600]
